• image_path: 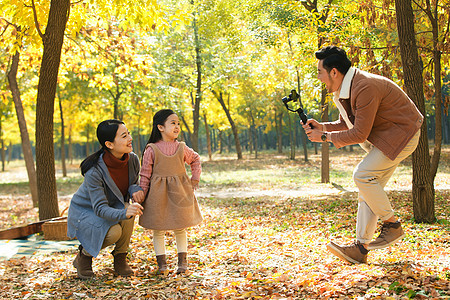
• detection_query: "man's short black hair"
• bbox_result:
[315,46,352,75]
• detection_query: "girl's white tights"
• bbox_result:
[152,229,187,256]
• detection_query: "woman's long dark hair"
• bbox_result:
[80,119,125,176]
[142,109,176,159]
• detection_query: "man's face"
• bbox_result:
[317,60,340,93]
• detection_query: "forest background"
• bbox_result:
[0,0,449,219]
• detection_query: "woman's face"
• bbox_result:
[158,114,180,142]
[106,124,133,158]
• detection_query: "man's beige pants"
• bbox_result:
[354,131,420,244]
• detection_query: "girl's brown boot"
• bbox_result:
[156,255,168,275]
[176,252,188,274]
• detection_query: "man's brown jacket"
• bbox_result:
[324,69,423,160]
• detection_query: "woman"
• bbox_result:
[67,119,144,279]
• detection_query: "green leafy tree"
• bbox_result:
[1,0,164,220]
[0,18,40,207]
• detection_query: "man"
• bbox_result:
[303,45,423,264]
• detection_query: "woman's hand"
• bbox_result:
[131,190,145,204]
[126,202,144,218]
[191,179,199,190]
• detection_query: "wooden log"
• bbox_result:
[0,216,67,240]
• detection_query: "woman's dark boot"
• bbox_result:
[113,252,133,277]
[176,252,188,274]
[73,245,94,279]
[156,255,168,275]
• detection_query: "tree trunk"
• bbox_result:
[218,130,223,154]
[264,130,269,150]
[110,73,124,120]
[58,89,67,177]
[191,11,202,152]
[276,111,283,154]
[291,116,296,160]
[203,114,212,160]
[288,113,295,160]
[321,89,330,183]
[211,128,216,152]
[212,90,243,159]
[180,113,192,146]
[247,127,253,154]
[35,0,70,220]
[395,0,435,223]
[0,119,4,172]
[250,113,258,159]
[8,141,12,163]
[296,74,308,162]
[68,126,73,164]
[428,10,442,180]
[136,119,142,158]
[113,95,119,120]
[299,0,333,164]
[111,89,124,120]
[7,51,39,207]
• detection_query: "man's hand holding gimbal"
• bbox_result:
[302,119,326,142]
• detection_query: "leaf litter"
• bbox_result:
[0,151,449,299]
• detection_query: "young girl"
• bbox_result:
[137,109,202,274]
[67,119,144,279]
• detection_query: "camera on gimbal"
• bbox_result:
[281,89,311,127]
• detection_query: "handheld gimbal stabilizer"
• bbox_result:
[282,89,313,128]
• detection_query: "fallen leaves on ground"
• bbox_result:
[0,151,449,299]
[0,191,448,299]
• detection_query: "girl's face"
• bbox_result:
[106,124,133,159]
[158,114,180,142]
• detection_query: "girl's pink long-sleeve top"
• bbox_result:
[139,140,201,196]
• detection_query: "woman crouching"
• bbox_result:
[67,119,144,279]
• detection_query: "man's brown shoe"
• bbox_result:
[368,221,405,250]
[327,241,368,264]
